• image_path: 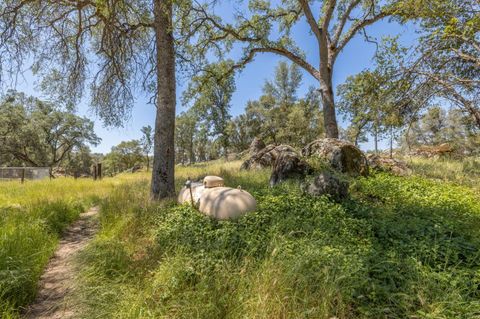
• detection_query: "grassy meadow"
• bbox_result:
[1,158,479,318]
[0,175,141,317]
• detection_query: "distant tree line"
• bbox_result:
[0,91,154,177]
[400,106,479,155]
[176,62,324,164]
[0,91,100,176]
[0,0,477,197]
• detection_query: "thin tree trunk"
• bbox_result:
[151,0,176,200]
[389,126,393,158]
[374,125,378,154]
[223,134,229,160]
[189,139,195,164]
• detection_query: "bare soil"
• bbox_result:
[23,207,99,319]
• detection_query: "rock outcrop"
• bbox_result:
[269,151,312,186]
[367,154,412,176]
[241,144,297,170]
[410,143,454,158]
[242,144,312,185]
[302,138,368,176]
[302,171,349,201]
[249,137,266,155]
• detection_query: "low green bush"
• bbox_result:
[74,168,480,318]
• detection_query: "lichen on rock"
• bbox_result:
[302,138,369,176]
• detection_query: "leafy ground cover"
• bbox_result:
[70,160,480,318]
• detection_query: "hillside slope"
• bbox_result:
[70,160,480,318]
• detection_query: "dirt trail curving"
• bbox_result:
[23,207,99,319]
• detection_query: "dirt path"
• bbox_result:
[23,207,99,319]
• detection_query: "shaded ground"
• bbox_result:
[23,207,99,319]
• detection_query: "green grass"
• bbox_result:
[405,156,480,189]
[0,175,135,318]
[71,160,480,318]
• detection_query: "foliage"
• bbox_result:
[230,62,324,149]
[72,160,480,318]
[182,61,236,158]
[381,0,480,129]
[140,126,153,171]
[0,92,100,169]
[64,146,96,177]
[180,0,412,137]
[0,0,154,126]
[103,140,144,175]
[175,111,223,165]
[400,106,480,154]
[176,61,324,162]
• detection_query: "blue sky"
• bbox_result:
[4,8,419,154]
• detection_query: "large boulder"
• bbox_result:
[410,143,454,158]
[302,171,349,201]
[269,151,312,186]
[367,154,412,176]
[241,144,297,170]
[249,137,266,155]
[302,138,368,176]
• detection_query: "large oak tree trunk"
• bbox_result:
[151,0,176,200]
[319,76,339,138]
[318,38,339,139]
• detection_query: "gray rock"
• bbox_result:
[302,138,368,176]
[249,137,266,155]
[303,171,349,201]
[241,144,297,170]
[367,154,412,176]
[269,151,312,186]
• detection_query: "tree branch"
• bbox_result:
[332,0,361,46]
[234,47,320,79]
[298,0,321,44]
[321,0,337,31]
[335,11,389,58]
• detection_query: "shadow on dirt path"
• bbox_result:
[23,207,99,319]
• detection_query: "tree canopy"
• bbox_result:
[0,92,100,169]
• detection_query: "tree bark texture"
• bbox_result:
[151,0,176,200]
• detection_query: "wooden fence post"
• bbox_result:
[97,163,102,180]
[21,168,25,184]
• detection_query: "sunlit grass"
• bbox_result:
[2,157,479,318]
[0,173,146,208]
[0,173,148,317]
[73,159,480,319]
[404,156,480,190]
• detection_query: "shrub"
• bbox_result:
[73,165,480,318]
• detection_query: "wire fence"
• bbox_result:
[0,167,51,181]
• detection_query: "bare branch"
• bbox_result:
[335,11,389,58]
[332,0,361,46]
[298,0,321,44]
